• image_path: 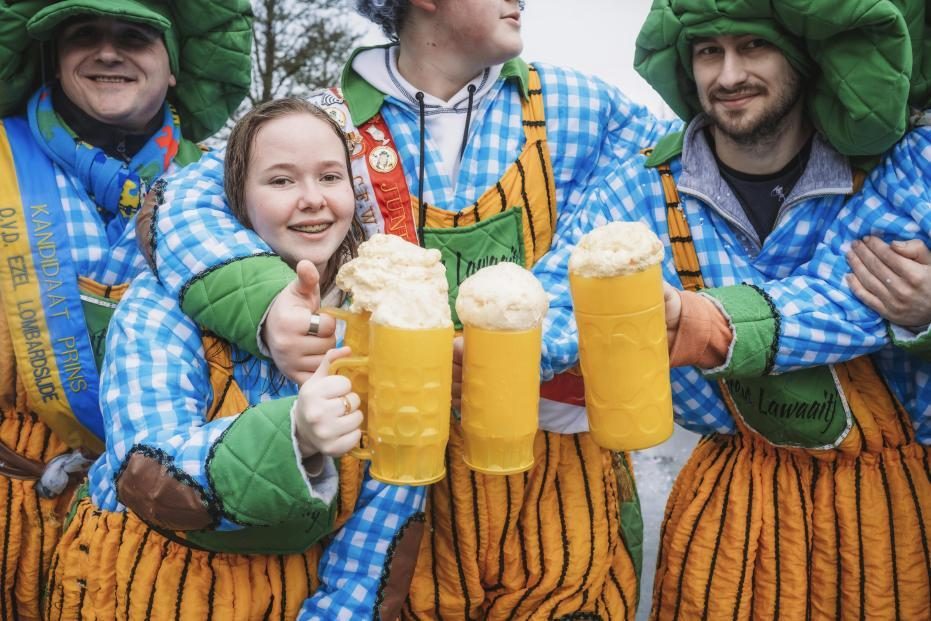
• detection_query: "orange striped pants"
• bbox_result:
[404,424,642,620]
[0,413,72,621]
[45,498,324,621]
[652,361,931,621]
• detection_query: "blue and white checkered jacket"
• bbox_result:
[87,270,426,618]
[551,116,930,442]
[151,61,677,389]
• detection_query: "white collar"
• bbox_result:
[351,44,502,112]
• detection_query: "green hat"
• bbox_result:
[0,0,253,141]
[26,0,180,75]
[908,0,931,110]
[634,0,913,156]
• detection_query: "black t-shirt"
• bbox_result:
[716,138,813,243]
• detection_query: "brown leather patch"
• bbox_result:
[135,182,160,272]
[116,451,212,531]
[377,514,425,621]
[0,438,44,480]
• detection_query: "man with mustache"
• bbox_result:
[556,0,929,618]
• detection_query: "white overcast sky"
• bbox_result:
[355,0,672,116]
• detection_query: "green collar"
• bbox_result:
[644,131,685,168]
[339,44,530,126]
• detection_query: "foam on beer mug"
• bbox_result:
[336,234,448,312]
[455,262,549,331]
[569,221,664,277]
[371,282,452,329]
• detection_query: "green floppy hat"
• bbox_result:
[0,0,253,141]
[635,0,913,156]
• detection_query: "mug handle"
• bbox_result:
[320,306,350,321]
[329,356,372,461]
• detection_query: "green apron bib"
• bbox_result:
[422,207,525,329]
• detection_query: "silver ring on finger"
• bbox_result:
[307,313,322,336]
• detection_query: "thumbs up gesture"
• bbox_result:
[293,347,363,458]
[262,260,337,384]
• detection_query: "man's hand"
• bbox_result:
[293,347,363,458]
[663,281,683,344]
[262,260,337,384]
[846,237,931,331]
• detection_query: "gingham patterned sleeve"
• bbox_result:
[536,156,658,379]
[298,476,426,620]
[99,272,252,531]
[738,127,931,372]
[533,65,680,378]
[152,150,273,298]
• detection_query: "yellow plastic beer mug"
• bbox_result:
[321,307,371,425]
[330,322,454,485]
[570,263,673,451]
[461,325,540,474]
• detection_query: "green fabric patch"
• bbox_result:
[174,138,203,167]
[180,255,294,358]
[644,131,684,168]
[206,396,336,545]
[699,285,777,379]
[423,207,524,329]
[62,481,89,533]
[184,513,333,555]
[724,367,853,449]
[617,456,643,606]
[79,287,119,371]
[634,0,913,156]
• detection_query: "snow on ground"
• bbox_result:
[631,426,699,619]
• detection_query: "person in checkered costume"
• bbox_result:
[140,0,679,618]
[552,0,930,618]
[48,98,427,620]
[0,1,251,618]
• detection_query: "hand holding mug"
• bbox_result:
[293,347,363,458]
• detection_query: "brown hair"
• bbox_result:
[224,97,365,298]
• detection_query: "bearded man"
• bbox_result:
[554,1,928,618]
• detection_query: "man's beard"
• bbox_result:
[701,72,804,147]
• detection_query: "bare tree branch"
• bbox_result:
[207,0,362,146]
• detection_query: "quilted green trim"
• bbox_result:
[206,396,336,531]
[179,254,294,358]
[699,284,778,379]
[889,322,931,360]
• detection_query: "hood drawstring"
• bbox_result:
[415,91,427,247]
[416,82,477,247]
[459,84,477,161]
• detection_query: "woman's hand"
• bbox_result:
[263,260,337,384]
[846,237,931,331]
[293,347,363,458]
